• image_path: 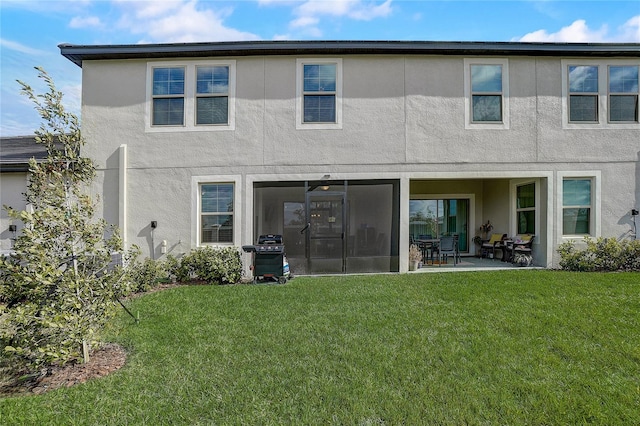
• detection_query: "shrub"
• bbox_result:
[558,237,640,272]
[0,68,125,372]
[123,253,171,294]
[175,246,242,285]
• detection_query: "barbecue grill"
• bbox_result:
[242,234,291,283]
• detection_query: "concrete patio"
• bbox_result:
[412,256,542,273]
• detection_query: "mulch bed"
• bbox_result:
[1,343,127,397]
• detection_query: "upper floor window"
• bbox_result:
[609,65,639,123]
[196,66,230,125]
[569,65,598,122]
[464,58,509,129]
[471,64,503,122]
[296,58,342,130]
[562,60,639,129]
[152,67,185,126]
[146,60,235,132]
[304,64,336,122]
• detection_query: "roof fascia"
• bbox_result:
[59,40,640,68]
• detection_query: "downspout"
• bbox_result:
[119,144,128,250]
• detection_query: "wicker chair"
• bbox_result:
[481,233,506,260]
[511,234,535,265]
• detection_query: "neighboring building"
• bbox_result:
[0,136,49,254]
[57,41,640,274]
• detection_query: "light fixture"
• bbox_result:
[150,221,157,260]
[8,224,17,248]
[632,209,639,216]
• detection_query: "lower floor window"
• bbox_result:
[200,183,233,243]
[516,182,536,234]
[562,178,592,235]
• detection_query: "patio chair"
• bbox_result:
[438,235,459,266]
[417,234,434,264]
[481,233,506,260]
[511,234,535,266]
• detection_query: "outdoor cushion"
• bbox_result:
[484,234,503,245]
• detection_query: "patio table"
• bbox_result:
[415,238,440,265]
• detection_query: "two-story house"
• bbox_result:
[55,41,639,274]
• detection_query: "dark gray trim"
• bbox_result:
[59,40,640,68]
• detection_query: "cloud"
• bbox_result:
[114,0,260,43]
[0,0,92,14]
[517,19,607,42]
[291,16,320,29]
[618,15,640,42]
[296,0,392,20]
[0,38,46,56]
[286,0,393,36]
[69,15,104,29]
[516,15,640,42]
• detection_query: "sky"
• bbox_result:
[1,0,639,137]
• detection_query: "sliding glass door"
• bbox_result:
[409,199,469,252]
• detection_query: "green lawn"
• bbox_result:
[1,270,639,425]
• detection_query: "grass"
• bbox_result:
[1,270,639,425]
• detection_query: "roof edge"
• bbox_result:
[59,40,640,68]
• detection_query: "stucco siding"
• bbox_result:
[71,49,639,270]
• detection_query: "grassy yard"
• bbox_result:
[1,270,639,425]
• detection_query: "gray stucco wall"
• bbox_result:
[78,54,640,270]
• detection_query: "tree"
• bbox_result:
[0,67,125,371]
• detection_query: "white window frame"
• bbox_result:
[191,175,242,247]
[561,59,640,129]
[146,60,236,132]
[557,171,601,240]
[296,58,343,130]
[464,58,510,130]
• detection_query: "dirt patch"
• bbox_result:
[1,343,127,397]
[33,343,127,394]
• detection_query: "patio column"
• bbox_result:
[119,144,127,250]
[400,176,410,273]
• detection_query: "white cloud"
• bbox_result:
[0,38,46,55]
[114,0,184,19]
[517,15,640,43]
[69,15,104,29]
[518,19,607,42]
[348,0,392,20]
[0,0,92,14]
[114,0,260,43]
[296,0,392,20]
[287,0,393,37]
[618,15,640,42]
[291,16,320,29]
